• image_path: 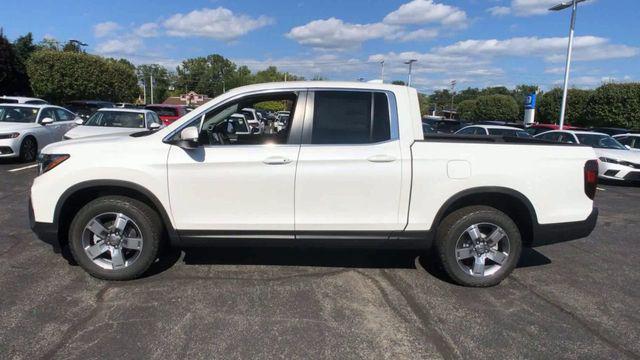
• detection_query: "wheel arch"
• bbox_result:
[54,180,179,248]
[431,187,538,247]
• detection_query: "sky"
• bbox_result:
[1,0,639,93]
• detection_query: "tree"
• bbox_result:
[27,50,139,103]
[473,95,519,122]
[391,80,405,85]
[137,64,173,103]
[480,86,511,96]
[585,83,640,128]
[538,88,593,126]
[13,33,37,63]
[418,93,430,115]
[62,41,82,53]
[176,54,238,96]
[457,100,477,121]
[0,30,30,95]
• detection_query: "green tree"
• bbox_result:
[176,54,237,96]
[62,41,82,53]
[391,80,405,85]
[480,86,511,96]
[538,88,593,126]
[473,95,519,121]
[0,30,30,95]
[13,33,38,63]
[26,50,138,103]
[457,100,477,121]
[137,64,173,104]
[418,93,431,115]
[585,83,640,128]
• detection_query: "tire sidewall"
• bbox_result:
[437,207,522,287]
[20,137,37,162]
[69,197,161,280]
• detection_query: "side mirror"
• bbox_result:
[149,123,161,130]
[625,145,632,150]
[75,119,84,125]
[41,117,54,125]
[177,126,200,149]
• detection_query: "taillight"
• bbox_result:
[584,160,598,200]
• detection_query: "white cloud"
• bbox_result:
[383,0,468,28]
[163,7,273,41]
[435,36,638,62]
[95,38,143,55]
[394,28,439,42]
[93,21,120,38]
[135,23,160,38]
[487,6,511,17]
[286,18,399,50]
[235,54,370,79]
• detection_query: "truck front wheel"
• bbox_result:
[68,196,163,280]
[434,206,522,287]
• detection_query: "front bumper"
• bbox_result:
[530,207,598,247]
[29,195,60,250]
[599,161,640,181]
[0,138,19,157]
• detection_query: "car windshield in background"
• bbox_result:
[146,107,178,117]
[488,128,532,137]
[576,134,626,150]
[84,111,145,128]
[0,98,19,104]
[0,106,38,123]
[67,105,100,119]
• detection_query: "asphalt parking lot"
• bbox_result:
[1,160,639,360]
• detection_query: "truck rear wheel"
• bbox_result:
[434,206,522,287]
[68,196,162,280]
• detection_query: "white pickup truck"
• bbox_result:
[30,82,599,287]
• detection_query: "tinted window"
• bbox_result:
[0,106,39,123]
[55,109,74,121]
[84,111,146,128]
[311,91,391,144]
[25,100,47,105]
[576,134,626,150]
[616,136,631,145]
[146,106,178,117]
[0,98,19,104]
[457,127,477,135]
[487,128,531,137]
[39,108,57,122]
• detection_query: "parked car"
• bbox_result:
[613,134,640,152]
[64,109,162,140]
[30,81,598,287]
[144,104,188,126]
[524,123,582,136]
[114,103,138,109]
[66,101,115,120]
[0,96,48,105]
[456,125,531,137]
[0,104,78,161]
[423,118,467,134]
[535,130,640,182]
[476,121,524,129]
[240,107,264,134]
[590,127,629,136]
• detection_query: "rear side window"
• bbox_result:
[311,91,391,144]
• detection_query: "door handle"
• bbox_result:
[367,154,396,163]
[263,156,292,165]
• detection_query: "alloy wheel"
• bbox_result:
[81,213,144,270]
[455,222,511,277]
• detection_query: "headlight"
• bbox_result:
[37,154,70,175]
[599,157,620,164]
[0,132,20,139]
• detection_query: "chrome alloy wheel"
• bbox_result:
[81,213,143,270]
[455,223,510,277]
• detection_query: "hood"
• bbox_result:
[594,148,640,164]
[0,122,40,133]
[65,126,141,139]
[42,131,138,155]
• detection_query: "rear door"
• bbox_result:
[294,90,403,236]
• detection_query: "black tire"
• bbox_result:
[68,196,162,280]
[19,136,37,162]
[434,206,522,287]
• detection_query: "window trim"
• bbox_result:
[301,89,399,146]
[163,89,308,147]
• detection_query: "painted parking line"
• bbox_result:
[8,164,38,173]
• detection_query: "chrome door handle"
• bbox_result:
[263,156,292,165]
[367,154,396,163]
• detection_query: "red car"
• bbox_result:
[525,123,583,136]
[145,104,188,126]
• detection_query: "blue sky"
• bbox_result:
[1,0,638,93]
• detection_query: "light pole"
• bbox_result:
[404,59,417,87]
[380,60,385,83]
[450,80,457,119]
[550,0,586,129]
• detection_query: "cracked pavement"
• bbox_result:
[1,160,639,359]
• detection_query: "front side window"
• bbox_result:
[0,106,39,123]
[311,91,391,144]
[84,111,146,128]
[55,109,74,121]
[39,108,57,122]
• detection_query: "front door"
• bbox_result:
[294,90,404,235]
[167,91,306,234]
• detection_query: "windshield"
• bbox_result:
[84,111,146,128]
[146,107,178,117]
[67,104,100,119]
[0,106,39,123]
[576,134,626,150]
[488,128,531,137]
